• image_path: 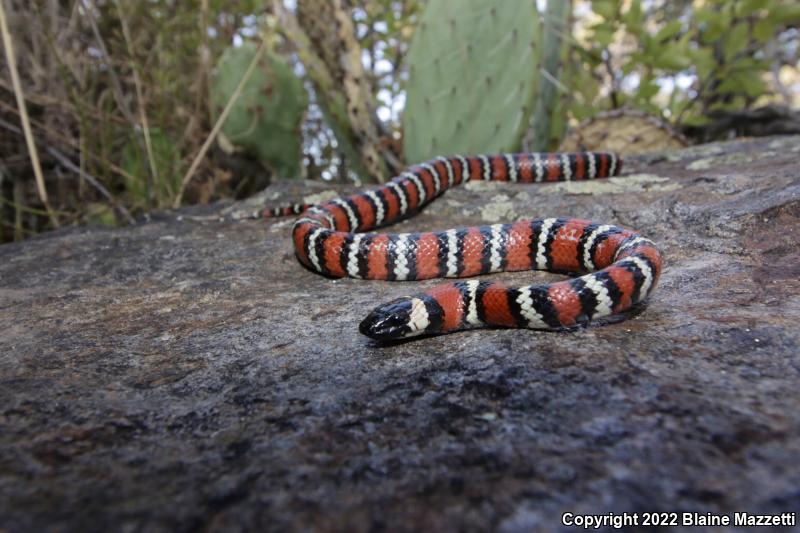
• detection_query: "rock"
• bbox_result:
[559,108,689,156]
[1,136,799,531]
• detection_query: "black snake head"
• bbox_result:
[359,295,446,341]
[359,298,414,341]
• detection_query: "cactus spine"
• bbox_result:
[210,42,308,179]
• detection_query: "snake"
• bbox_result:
[264,152,662,341]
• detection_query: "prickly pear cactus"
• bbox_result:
[527,0,571,151]
[403,0,542,163]
[210,43,308,179]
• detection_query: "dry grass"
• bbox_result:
[0,0,280,242]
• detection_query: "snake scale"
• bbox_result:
[264,152,662,341]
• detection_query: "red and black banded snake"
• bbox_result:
[264,152,662,341]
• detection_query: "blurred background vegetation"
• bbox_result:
[0,0,798,243]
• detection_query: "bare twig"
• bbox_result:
[115,0,160,201]
[83,1,136,125]
[84,0,155,204]
[196,0,210,121]
[0,99,138,184]
[0,116,136,225]
[0,194,68,216]
[13,179,25,240]
[45,146,136,225]
[0,0,59,227]
[173,38,268,208]
[0,78,129,126]
[602,52,620,109]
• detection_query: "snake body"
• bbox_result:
[266,152,662,341]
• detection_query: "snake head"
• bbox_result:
[360,296,441,341]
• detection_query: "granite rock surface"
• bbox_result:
[1,136,799,532]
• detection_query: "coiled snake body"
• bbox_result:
[265,153,662,341]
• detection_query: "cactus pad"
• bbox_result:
[403,0,542,163]
[210,43,308,179]
[528,0,571,151]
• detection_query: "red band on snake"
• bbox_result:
[266,152,662,341]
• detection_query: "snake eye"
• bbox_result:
[359,298,413,340]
